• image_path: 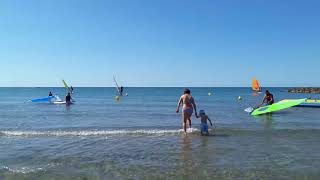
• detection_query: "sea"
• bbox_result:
[0,87,319,180]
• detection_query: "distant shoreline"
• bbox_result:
[288,88,320,94]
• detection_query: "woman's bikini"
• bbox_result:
[182,95,193,114]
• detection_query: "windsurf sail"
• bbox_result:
[280,99,320,108]
[31,96,55,103]
[113,76,121,95]
[62,80,72,93]
[252,77,261,92]
[251,99,305,116]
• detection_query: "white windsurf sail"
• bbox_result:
[113,76,121,95]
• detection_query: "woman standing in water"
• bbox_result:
[176,88,198,134]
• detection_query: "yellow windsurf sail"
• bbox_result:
[252,77,261,92]
[62,80,72,93]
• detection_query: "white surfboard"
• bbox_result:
[52,101,74,105]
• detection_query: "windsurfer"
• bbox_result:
[262,90,274,105]
[65,92,73,104]
[120,86,124,96]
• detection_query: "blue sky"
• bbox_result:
[0,0,319,87]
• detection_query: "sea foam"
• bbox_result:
[0,128,199,137]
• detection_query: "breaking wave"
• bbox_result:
[0,128,199,137]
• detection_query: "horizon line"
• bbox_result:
[0,86,317,88]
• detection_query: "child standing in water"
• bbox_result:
[197,110,213,136]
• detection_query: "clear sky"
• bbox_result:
[0,0,319,87]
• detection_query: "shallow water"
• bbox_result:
[0,87,319,179]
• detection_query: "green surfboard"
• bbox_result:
[251,99,305,116]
